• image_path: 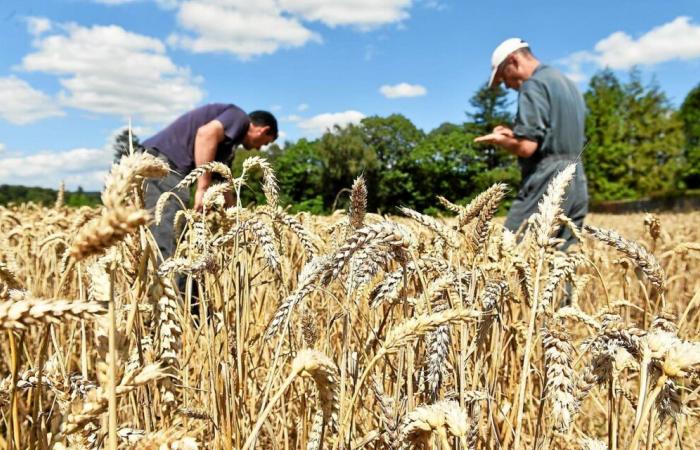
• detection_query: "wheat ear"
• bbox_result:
[584,225,666,292]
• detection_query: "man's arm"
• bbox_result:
[474,127,538,158]
[193,119,225,211]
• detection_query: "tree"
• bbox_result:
[404,125,486,212]
[360,115,424,211]
[113,128,141,162]
[466,83,513,134]
[315,124,378,211]
[467,83,518,177]
[272,139,326,213]
[583,69,683,201]
[679,82,700,189]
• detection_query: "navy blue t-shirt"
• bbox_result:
[142,103,250,173]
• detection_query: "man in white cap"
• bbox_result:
[475,38,588,250]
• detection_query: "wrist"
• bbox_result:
[196,175,211,192]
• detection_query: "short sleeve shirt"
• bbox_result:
[512,65,586,181]
[142,103,250,173]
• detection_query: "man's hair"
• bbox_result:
[249,110,279,140]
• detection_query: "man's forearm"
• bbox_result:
[496,135,538,158]
[194,134,219,190]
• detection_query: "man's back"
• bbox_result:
[514,65,586,181]
[142,103,249,173]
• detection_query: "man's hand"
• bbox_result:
[194,187,206,212]
[493,125,514,137]
[474,125,538,158]
[474,132,510,146]
[474,125,514,145]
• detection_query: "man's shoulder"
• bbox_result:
[199,103,247,115]
[523,65,573,93]
[531,65,573,86]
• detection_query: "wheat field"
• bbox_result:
[0,152,699,450]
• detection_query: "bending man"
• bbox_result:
[141,104,278,260]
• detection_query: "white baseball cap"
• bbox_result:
[488,38,529,88]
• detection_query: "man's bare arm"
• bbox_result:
[474,127,538,158]
[193,119,225,210]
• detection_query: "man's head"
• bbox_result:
[488,38,540,90]
[243,110,279,149]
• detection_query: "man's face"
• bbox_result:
[243,124,275,149]
[496,54,527,90]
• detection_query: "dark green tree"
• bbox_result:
[466,83,513,134]
[584,69,683,201]
[113,128,141,162]
[679,82,700,189]
[467,83,518,181]
[404,125,486,213]
[315,124,378,211]
[360,114,424,211]
[272,139,326,213]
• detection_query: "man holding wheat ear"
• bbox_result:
[475,38,588,250]
[141,104,279,260]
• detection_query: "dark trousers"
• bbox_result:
[505,162,588,251]
[143,168,190,261]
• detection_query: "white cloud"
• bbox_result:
[270,104,283,111]
[594,16,700,69]
[559,16,700,81]
[26,17,52,35]
[0,76,64,125]
[168,0,414,58]
[21,19,203,123]
[0,144,5,153]
[0,122,163,190]
[297,103,309,111]
[278,0,411,29]
[168,0,321,59]
[284,114,302,122]
[0,147,112,190]
[379,82,426,98]
[297,110,365,135]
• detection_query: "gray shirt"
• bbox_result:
[513,64,586,183]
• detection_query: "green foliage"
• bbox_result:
[360,115,424,211]
[0,185,100,207]
[113,128,141,162]
[271,139,324,212]
[583,69,684,201]
[316,123,378,211]
[402,127,485,210]
[467,83,513,134]
[680,82,700,188]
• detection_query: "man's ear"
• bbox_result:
[510,53,521,69]
[260,125,271,137]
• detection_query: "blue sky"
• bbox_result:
[1,0,699,190]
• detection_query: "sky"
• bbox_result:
[0,0,699,190]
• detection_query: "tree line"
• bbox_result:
[4,69,698,213]
[0,185,100,207]
[234,69,700,215]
